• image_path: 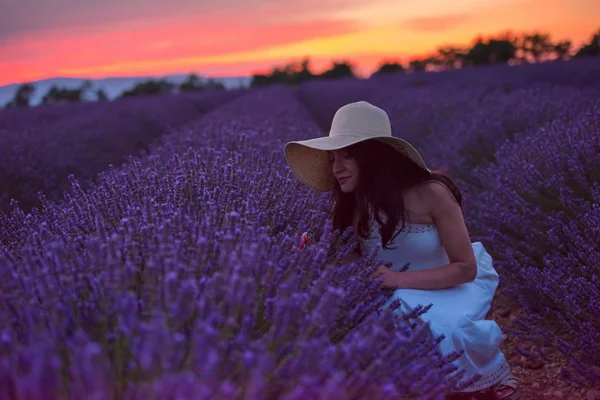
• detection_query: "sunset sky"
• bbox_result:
[1,0,598,86]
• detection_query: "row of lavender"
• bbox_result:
[0,89,245,213]
[465,101,599,384]
[0,87,456,399]
[0,101,102,131]
[296,60,600,385]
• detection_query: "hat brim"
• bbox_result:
[284,134,429,192]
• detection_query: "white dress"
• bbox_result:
[361,221,511,392]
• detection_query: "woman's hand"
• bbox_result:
[371,265,404,289]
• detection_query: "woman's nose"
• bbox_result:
[332,159,344,174]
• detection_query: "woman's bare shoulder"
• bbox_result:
[411,180,458,212]
[402,181,441,222]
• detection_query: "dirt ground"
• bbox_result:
[488,293,600,400]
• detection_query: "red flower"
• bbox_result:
[291,232,311,253]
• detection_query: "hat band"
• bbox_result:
[329,129,391,139]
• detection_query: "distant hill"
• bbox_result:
[0,74,252,107]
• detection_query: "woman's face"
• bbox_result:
[328,148,360,193]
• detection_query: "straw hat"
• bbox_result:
[284,101,430,191]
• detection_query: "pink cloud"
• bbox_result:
[0,0,371,42]
[0,15,359,85]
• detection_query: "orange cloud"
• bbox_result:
[403,14,472,32]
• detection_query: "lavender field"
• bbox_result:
[0,58,599,399]
[0,89,246,212]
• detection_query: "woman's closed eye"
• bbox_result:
[328,150,350,162]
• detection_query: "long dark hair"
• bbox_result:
[330,140,462,250]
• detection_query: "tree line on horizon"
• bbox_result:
[3,27,599,109]
[3,73,226,109]
[250,27,600,86]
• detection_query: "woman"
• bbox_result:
[283,101,520,400]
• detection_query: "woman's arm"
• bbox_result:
[395,182,477,290]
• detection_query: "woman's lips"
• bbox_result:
[338,176,350,185]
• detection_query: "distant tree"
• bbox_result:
[268,67,289,84]
[6,83,35,108]
[41,84,79,104]
[180,73,202,92]
[178,74,226,92]
[488,38,518,63]
[552,40,572,60]
[250,73,273,87]
[41,87,60,105]
[179,73,225,92]
[203,78,226,90]
[250,57,315,87]
[372,61,406,76]
[287,58,314,85]
[434,45,468,69]
[465,38,491,65]
[120,79,175,98]
[251,66,288,87]
[462,35,517,66]
[574,28,600,58]
[40,80,93,105]
[318,60,355,80]
[518,33,555,62]
[96,88,109,102]
[408,58,429,72]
